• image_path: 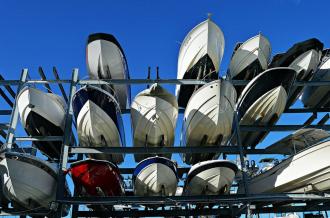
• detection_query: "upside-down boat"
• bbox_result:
[133,156,178,197]
[286,49,321,106]
[69,159,125,197]
[131,83,178,162]
[176,18,225,108]
[181,79,237,165]
[72,85,125,164]
[235,67,296,148]
[87,33,131,109]
[183,160,238,196]
[17,86,75,159]
[269,38,323,107]
[0,152,69,213]
[302,49,330,108]
[228,34,271,96]
[269,38,323,68]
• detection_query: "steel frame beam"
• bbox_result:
[14,136,63,142]
[121,107,330,114]
[58,193,330,205]
[71,205,330,218]
[69,146,290,155]
[73,208,233,218]
[2,69,28,150]
[55,69,78,218]
[0,110,12,115]
[0,78,329,86]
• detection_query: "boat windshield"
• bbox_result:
[258,158,279,174]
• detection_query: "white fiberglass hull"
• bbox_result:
[17,86,66,131]
[229,34,271,80]
[242,140,330,194]
[17,86,69,159]
[0,152,58,209]
[73,85,125,164]
[287,49,321,106]
[239,86,287,147]
[302,54,330,108]
[131,84,178,162]
[77,101,124,163]
[176,18,225,107]
[87,33,130,109]
[134,157,178,196]
[184,160,238,196]
[181,80,236,164]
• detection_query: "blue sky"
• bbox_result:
[0,0,329,217]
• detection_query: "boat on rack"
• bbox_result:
[0,152,69,213]
[183,160,238,196]
[176,18,225,108]
[265,128,330,155]
[87,33,131,109]
[269,38,323,68]
[228,34,271,96]
[269,38,323,107]
[69,159,125,197]
[302,49,330,108]
[235,67,296,148]
[181,79,236,165]
[133,156,178,197]
[286,49,321,107]
[72,85,125,164]
[131,83,178,162]
[238,140,330,194]
[17,86,75,159]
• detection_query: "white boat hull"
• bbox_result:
[77,100,124,163]
[131,84,178,162]
[184,160,238,196]
[176,19,225,107]
[134,157,178,196]
[287,49,321,106]
[239,86,287,147]
[0,152,58,209]
[181,80,236,164]
[241,140,330,194]
[17,87,70,158]
[87,33,130,109]
[229,34,271,79]
[17,86,66,131]
[302,54,330,108]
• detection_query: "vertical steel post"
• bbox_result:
[3,69,28,150]
[71,151,84,217]
[234,110,251,218]
[234,111,249,195]
[55,69,78,217]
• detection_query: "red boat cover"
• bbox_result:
[69,159,125,196]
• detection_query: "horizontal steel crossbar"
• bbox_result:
[69,146,288,155]
[58,193,330,205]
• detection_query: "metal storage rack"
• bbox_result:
[0,68,329,217]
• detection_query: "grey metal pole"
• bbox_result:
[234,110,252,218]
[234,111,249,195]
[55,68,78,217]
[52,67,69,102]
[3,69,28,150]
